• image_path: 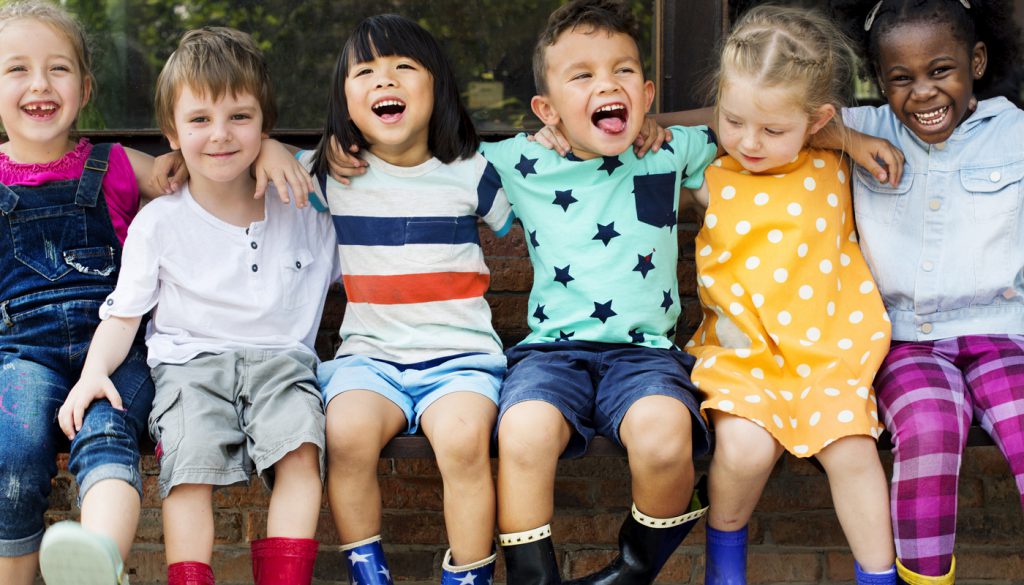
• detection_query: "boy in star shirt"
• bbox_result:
[481,1,717,582]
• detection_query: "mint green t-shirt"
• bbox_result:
[480,125,718,348]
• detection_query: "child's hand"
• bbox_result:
[850,135,905,187]
[327,136,367,185]
[150,151,188,194]
[58,372,123,440]
[253,138,314,207]
[528,125,572,156]
[632,116,672,158]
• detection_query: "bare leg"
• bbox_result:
[497,401,571,532]
[816,435,895,572]
[619,395,697,517]
[162,484,215,564]
[325,391,406,543]
[80,479,141,565]
[706,412,785,531]
[268,443,322,538]
[420,392,497,564]
[0,553,37,585]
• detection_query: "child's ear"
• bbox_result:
[531,95,561,127]
[971,41,988,80]
[808,104,837,135]
[81,76,92,108]
[167,131,180,151]
[643,79,655,112]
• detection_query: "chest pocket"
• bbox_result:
[961,161,1024,219]
[852,165,913,225]
[402,218,458,265]
[281,248,316,310]
[633,172,677,228]
[9,203,94,281]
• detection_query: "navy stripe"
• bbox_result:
[334,215,481,246]
[476,161,503,217]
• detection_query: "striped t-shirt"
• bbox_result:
[301,150,513,364]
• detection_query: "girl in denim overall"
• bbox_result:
[0,3,176,585]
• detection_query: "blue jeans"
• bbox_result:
[0,293,153,556]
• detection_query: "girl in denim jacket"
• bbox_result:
[838,1,1024,583]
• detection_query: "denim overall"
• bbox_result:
[0,144,154,557]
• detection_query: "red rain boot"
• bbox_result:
[251,537,319,585]
[167,561,215,585]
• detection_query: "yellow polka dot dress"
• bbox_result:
[687,149,890,457]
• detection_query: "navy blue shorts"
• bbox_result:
[498,341,710,458]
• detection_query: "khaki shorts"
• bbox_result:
[149,349,325,498]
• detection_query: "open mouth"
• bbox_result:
[22,102,58,119]
[912,106,950,127]
[591,103,627,134]
[372,99,406,122]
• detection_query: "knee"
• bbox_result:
[498,408,565,466]
[327,418,387,468]
[713,429,779,478]
[891,414,966,457]
[432,418,492,471]
[622,406,694,470]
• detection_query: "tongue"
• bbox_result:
[379,112,402,122]
[596,117,626,133]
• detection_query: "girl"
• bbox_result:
[835,1,1024,583]
[0,4,307,585]
[304,14,512,585]
[685,6,897,585]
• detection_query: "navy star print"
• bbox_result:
[597,156,623,176]
[533,305,549,323]
[661,290,674,313]
[515,155,539,178]
[629,329,646,343]
[593,222,620,246]
[553,265,574,287]
[529,230,540,248]
[633,252,655,278]
[703,127,717,145]
[591,300,617,323]
[553,189,578,212]
[558,330,575,341]
[661,141,674,154]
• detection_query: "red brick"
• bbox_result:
[825,550,855,581]
[956,550,1024,580]
[767,512,846,547]
[380,476,444,510]
[552,512,623,544]
[488,257,533,292]
[746,550,822,583]
[382,511,449,544]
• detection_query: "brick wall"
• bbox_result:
[44,213,1024,584]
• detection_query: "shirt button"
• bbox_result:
[922,261,934,271]
[295,261,302,269]
[251,264,258,272]
[106,299,114,305]
[929,199,941,211]
[251,242,258,249]
[990,171,1002,182]
[921,323,933,334]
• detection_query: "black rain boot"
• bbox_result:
[500,525,562,585]
[564,476,709,585]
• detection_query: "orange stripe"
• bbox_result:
[343,272,490,305]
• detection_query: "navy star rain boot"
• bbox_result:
[342,535,394,585]
[440,548,497,585]
[564,476,709,585]
[499,525,561,585]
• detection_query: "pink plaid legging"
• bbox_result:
[875,334,1024,577]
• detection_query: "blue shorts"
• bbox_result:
[498,341,710,459]
[319,352,505,433]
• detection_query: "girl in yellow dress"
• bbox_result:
[686,6,897,585]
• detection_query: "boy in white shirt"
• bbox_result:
[60,27,339,585]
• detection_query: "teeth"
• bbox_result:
[596,104,625,113]
[913,106,948,125]
[373,99,405,109]
[24,104,57,112]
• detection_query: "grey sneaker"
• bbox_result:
[39,521,124,585]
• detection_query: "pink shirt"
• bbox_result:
[0,139,140,244]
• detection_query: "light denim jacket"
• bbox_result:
[843,97,1024,342]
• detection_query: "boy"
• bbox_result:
[481,1,717,583]
[57,27,338,585]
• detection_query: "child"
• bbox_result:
[304,14,512,585]
[836,1,1024,583]
[682,6,898,584]
[480,1,717,583]
[0,3,186,584]
[62,27,339,585]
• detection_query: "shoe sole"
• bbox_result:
[39,523,121,585]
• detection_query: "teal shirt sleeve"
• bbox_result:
[667,125,719,189]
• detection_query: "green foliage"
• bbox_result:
[50,0,654,131]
